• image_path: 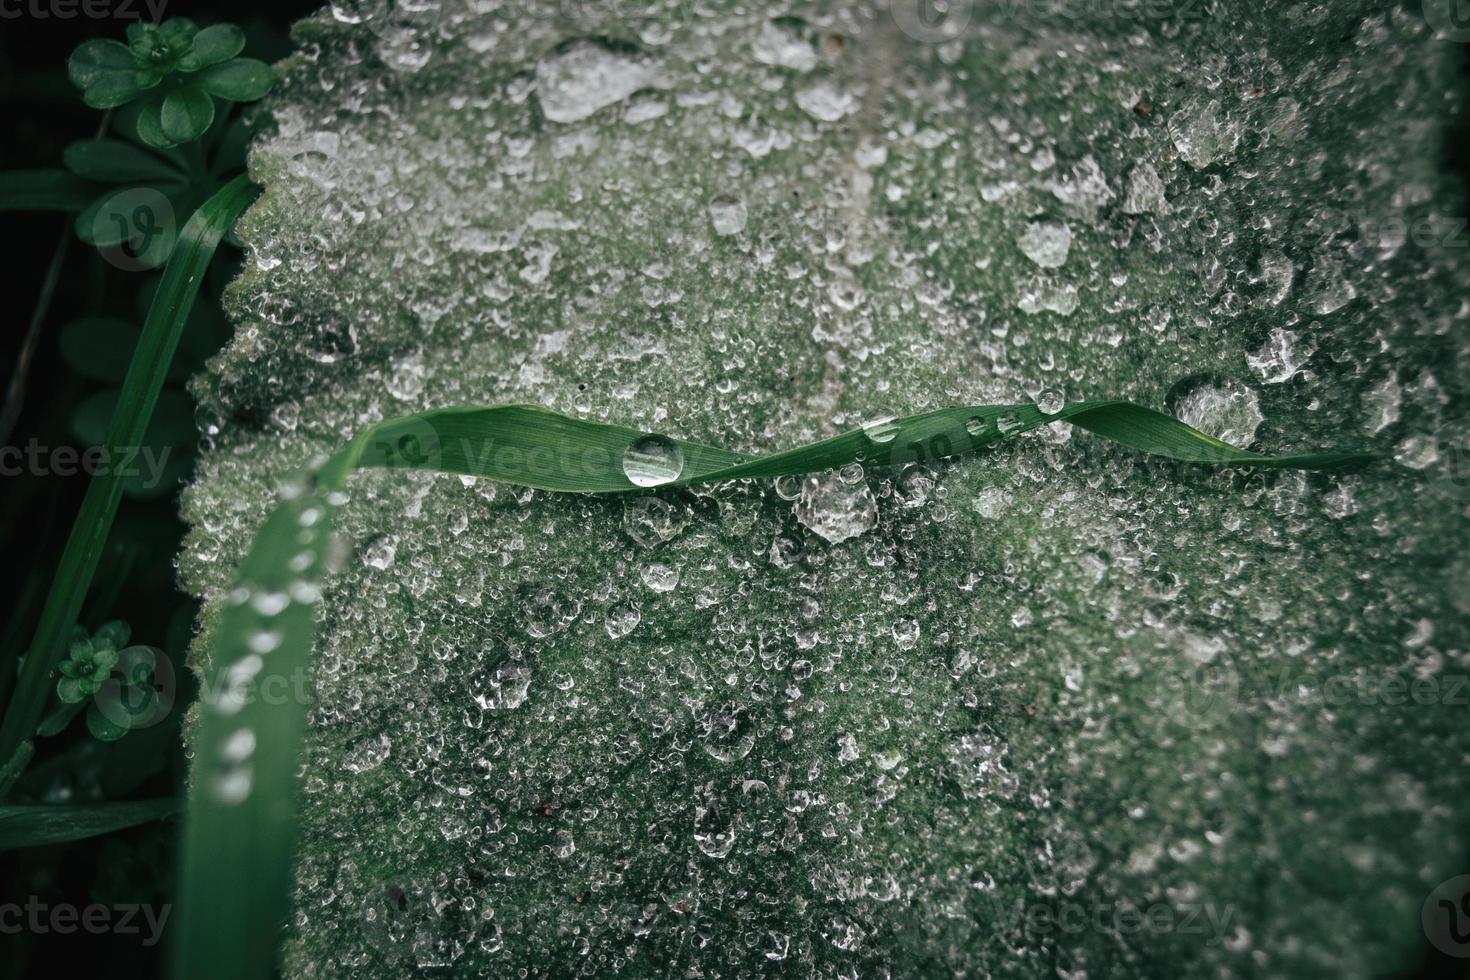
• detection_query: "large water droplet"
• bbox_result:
[622,434,684,487]
[535,40,662,124]
[861,415,899,444]
[795,471,878,544]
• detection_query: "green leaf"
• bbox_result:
[95,621,132,650]
[158,18,199,46]
[160,86,216,145]
[0,798,176,851]
[74,184,176,260]
[86,702,130,742]
[116,646,157,687]
[56,677,86,705]
[36,700,84,738]
[60,317,142,383]
[0,170,102,212]
[171,397,1373,980]
[183,24,245,70]
[0,743,35,799]
[63,139,186,185]
[67,38,133,90]
[0,176,258,782]
[134,99,170,149]
[82,73,146,110]
[195,59,274,102]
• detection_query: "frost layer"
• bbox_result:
[182,2,1470,977]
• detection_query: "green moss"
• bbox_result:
[183,2,1469,976]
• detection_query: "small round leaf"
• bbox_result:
[86,703,131,742]
[160,86,216,144]
[196,59,274,102]
[67,38,133,89]
[184,24,246,70]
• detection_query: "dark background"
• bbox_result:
[1,2,1468,978]
[0,5,316,978]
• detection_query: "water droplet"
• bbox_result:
[701,704,756,762]
[1168,376,1263,447]
[795,472,878,544]
[707,195,747,236]
[694,800,736,858]
[344,733,391,774]
[861,415,899,444]
[622,495,690,547]
[1036,388,1065,415]
[605,603,641,639]
[794,76,855,122]
[1018,220,1071,269]
[640,562,679,593]
[472,660,531,711]
[892,618,920,650]
[536,39,662,124]
[622,434,684,487]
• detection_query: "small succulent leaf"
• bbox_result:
[36,701,84,738]
[82,73,145,110]
[67,39,133,89]
[196,59,274,102]
[92,648,120,673]
[133,98,172,148]
[184,24,245,70]
[160,86,215,144]
[160,18,198,44]
[85,704,130,742]
[56,677,86,704]
[95,620,132,650]
[117,647,158,687]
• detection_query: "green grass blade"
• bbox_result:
[0,175,258,782]
[175,397,1375,980]
[0,169,102,211]
[0,798,178,852]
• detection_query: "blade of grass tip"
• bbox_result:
[0,174,259,789]
[175,397,1376,980]
[0,798,178,852]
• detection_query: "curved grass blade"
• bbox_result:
[0,798,178,852]
[0,175,258,787]
[175,398,1375,980]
